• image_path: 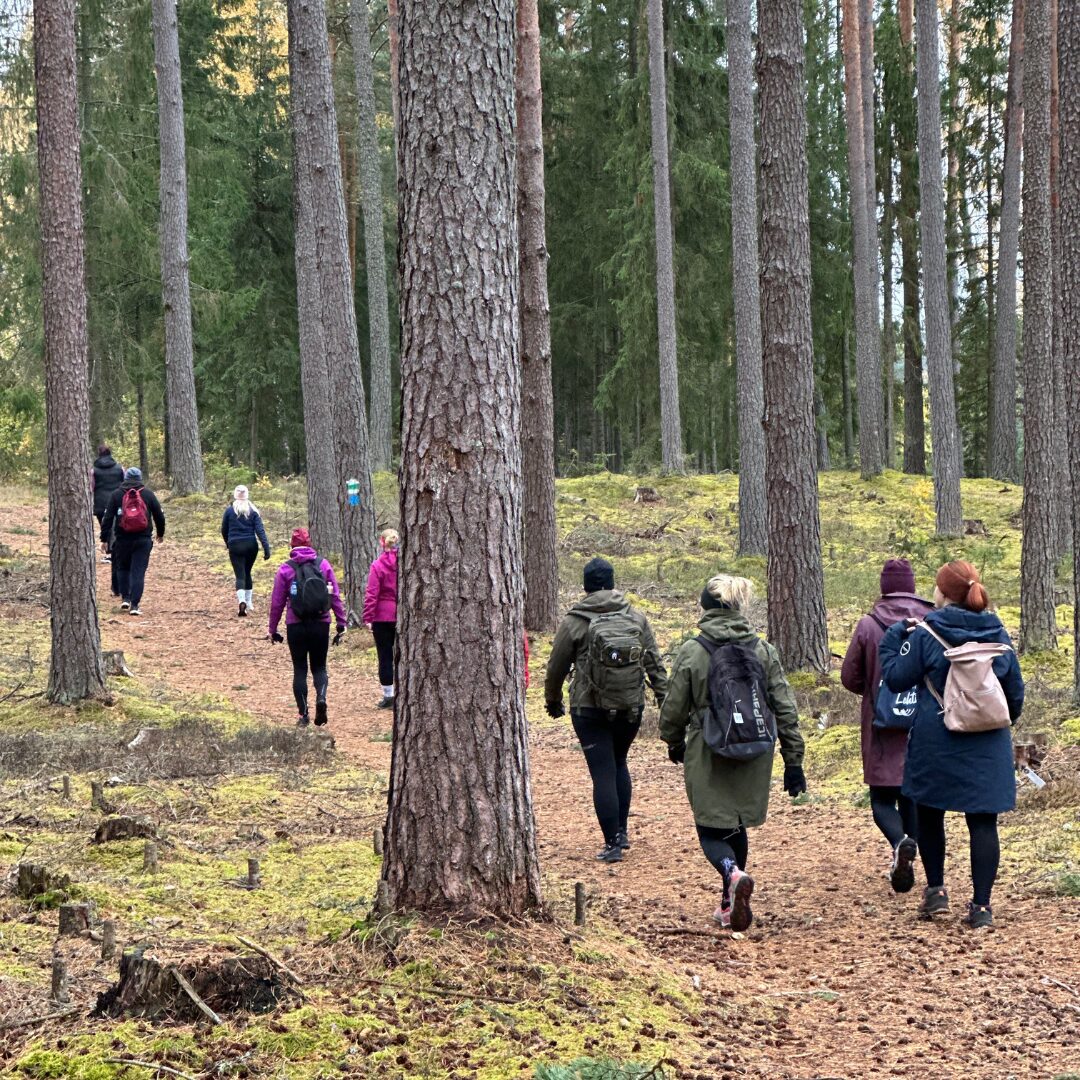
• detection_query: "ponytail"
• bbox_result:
[232,485,255,519]
[936,560,990,612]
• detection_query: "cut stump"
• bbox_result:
[58,902,95,937]
[16,863,71,903]
[103,650,134,677]
[93,817,158,844]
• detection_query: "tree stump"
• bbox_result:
[144,842,159,872]
[574,882,587,927]
[61,775,71,800]
[90,780,105,811]
[246,858,261,889]
[102,649,134,677]
[16,863,70,903]
[51,956,70,1004]
[58,902,94,937]
[101,919,117,960]
[634,485,661,504]
[93,817,158,844]
[373,827,384,856]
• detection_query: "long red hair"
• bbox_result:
[936,560,989,612]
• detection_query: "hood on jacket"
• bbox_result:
[377,547,398,570]
[569,589,629,617]
[121,477,146,491]
[288,546,319,564]
[925,604,1008,645]
[94,454,117,470]
[696,607,757,643]
[872,593,934,625]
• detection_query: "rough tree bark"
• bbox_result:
[726,0,767,555]
[34,0,106,704]
[517,0,559,631]
[757,0,830,673]
[882,111,896,467]
[384,0,543,916]
[1019,0,1057,651]
[989,0,1024,482]
[350,0,393,472]
[289,0,377,615]
[842,0,884,478]
[916,0,963,536]
[646,0,684,474]
[150,0,204,496]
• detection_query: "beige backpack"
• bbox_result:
[917,622,1012,733]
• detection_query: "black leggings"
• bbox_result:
[228,540,259,590]
[916,804,999,907]
[372,621,396,686]
[696,824,749,894]
[571,709,641,845]
[869,785,919,848]
[287,621,330,716]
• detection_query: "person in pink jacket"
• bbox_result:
[364,529,399,709]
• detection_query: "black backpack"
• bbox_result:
[696,637,778,760]
[288,558,332,620]
[577,610,647,711]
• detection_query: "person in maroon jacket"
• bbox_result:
[841,559,933,893]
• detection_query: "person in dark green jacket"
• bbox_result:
[660,575,806,931]
[545,558,668,863]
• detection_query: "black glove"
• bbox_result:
[545,699,565,719]
[667,742,686,764]
[270,632,283,644]
[333,627,346,646]
[263,550,271,561]
[784,765,807,797]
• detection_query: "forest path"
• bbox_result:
[5,501,1078,1078]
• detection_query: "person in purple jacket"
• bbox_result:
[841,559,934,893]
[268,527,347,727]
[363,528,399,709]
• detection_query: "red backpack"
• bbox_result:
[119,487,149,533]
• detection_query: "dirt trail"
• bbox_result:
[5,504,1079,1077]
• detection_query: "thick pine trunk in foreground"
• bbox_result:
[916,0,963,536]
[34,0,105,704]
[1019,0,1057,651]
[726,0,767,556]
[646,0,683,474]
[757,0,829,674]
[289,0,377,614]
[385,0,542,916]
[350,0,393,473]
[990,0,1024,482]
[150,0,204,496]
[517,0,559,632]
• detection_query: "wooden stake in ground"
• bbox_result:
[101,919,116,960]
[144,842,158,873]
[574,882,586,927]
[246,858,261,889]
[50,956,69,1004]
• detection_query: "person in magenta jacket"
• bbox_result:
[364,529,399,709]
[268,527,347,727]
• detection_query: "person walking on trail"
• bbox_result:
[841,558,934,893]
[99,467,165,617]
[544,557,668,865]
[363,529,399,709]
[92,444,124,596]
[660,575,806,932]
[268,527,347,727]
[879,561,1024,930]
[221,485,271,618]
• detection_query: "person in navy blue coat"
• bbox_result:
[221,485,271,617]
[879,560,1024,930]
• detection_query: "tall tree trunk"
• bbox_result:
[646,0,683,473]
[1020,0,1057,651]
[150,0,204,496]
[945,0,963,323]
[386,0,400,133]
[34,0,106,704]
[757,0,830,673]
[815,381,832,472]
[916,0,963,536]
[136,375,150,479]
[898,0,925,474]
[990,0,1024,481]
[1059,0,1080,697]
[882,123,896,467]
[842,328,855,466]
[386,0,542,917]
[350,0,393,472]
[517,0,559,631]
[842,0,884,478]
[726,0,767,554]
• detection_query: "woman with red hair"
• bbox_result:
[879,561,1024,929]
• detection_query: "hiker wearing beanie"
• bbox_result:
[268,527,347,727]
[544,557,668,863]
[221,485,271,617]
[91,444,124,594]
[841,559,934,893]
[660,575,806,932]
[879,561,1024,929]
[99,467,165,617]
[363,529,399,709]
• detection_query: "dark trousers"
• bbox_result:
[228,540,259,591]
[869,785,919,848]
[571,708,641,845]
[696,823,749,895]
[372,621,396,686]
[95,510,120,596]
[112,534,153,608]
[916,804,1000,907]
[287,621,330,717]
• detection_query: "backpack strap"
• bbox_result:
[694,635,718,656]
[915,622,948,711]
[868,612,890,633]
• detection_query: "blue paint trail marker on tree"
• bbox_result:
[347,479,360,507]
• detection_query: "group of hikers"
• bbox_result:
[91,459,1026,933]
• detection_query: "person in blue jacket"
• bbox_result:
[221,485,271,617]
[879,560,1024,930]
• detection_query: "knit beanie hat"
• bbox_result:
[583,557,615,593]
[880,558,916,596]
[290,527,310,549]
[124,466,142,482]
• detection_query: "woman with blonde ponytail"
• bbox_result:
[363,529,400,707]
[221,485,271,616]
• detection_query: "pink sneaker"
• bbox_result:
[728,868,755,931]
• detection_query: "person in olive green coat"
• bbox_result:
[660,574,807,930]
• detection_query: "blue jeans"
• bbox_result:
[113,534,154,608]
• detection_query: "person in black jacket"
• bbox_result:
[91,445,124,596]
[221,485,271,617]
[99,468,165,617]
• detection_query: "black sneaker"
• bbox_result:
[595,842,623,864]
[376,697,394,710]
[961,902,993,930]
[238,601,247,618]
[615,829,631,851]
[919,886,950,919]
[890,836,918,894]
[315,700,328,726]
[296,713,310,727]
